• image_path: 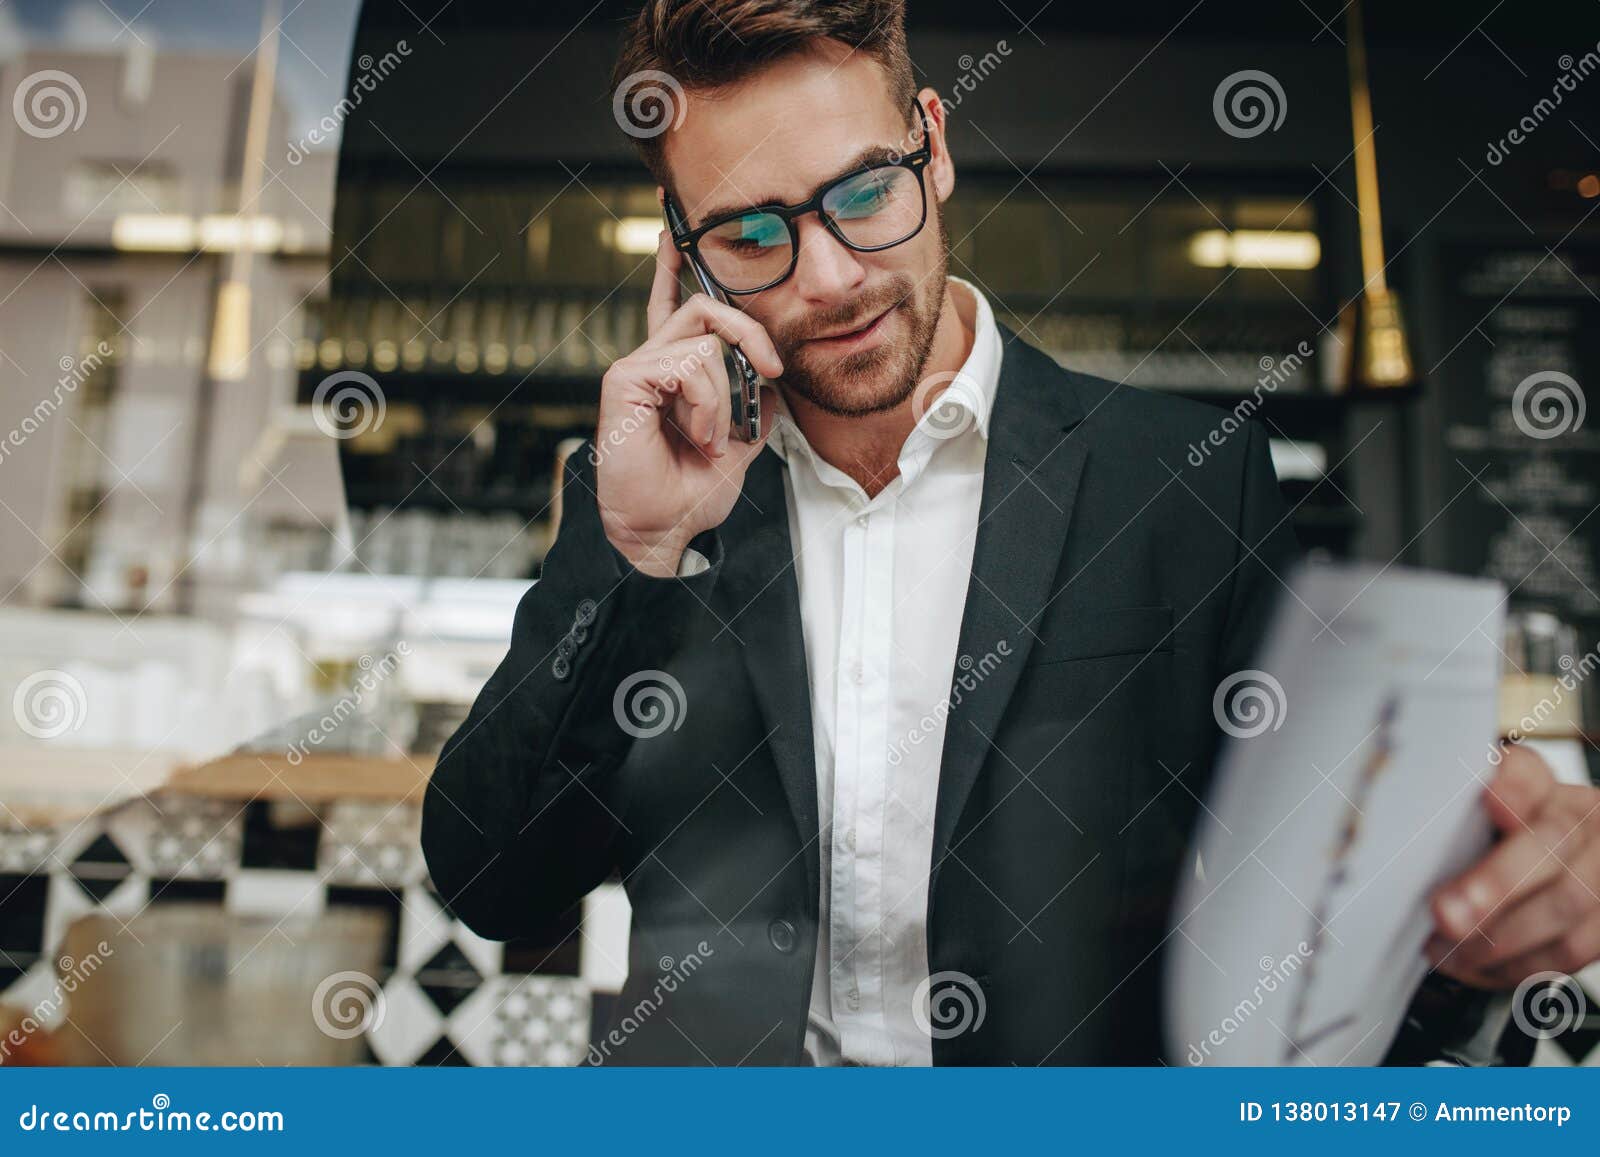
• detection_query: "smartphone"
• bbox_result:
[663,195,763,443]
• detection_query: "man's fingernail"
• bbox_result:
[1440,894,1473,932]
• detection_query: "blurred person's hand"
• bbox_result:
[594,228,781,577]
[1426,744,1600,988]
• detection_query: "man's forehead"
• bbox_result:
[662,55,906,221]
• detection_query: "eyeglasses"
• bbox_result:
[667,101,932,296]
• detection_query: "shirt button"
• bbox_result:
[845,988,860,1010]
[767,919,797,954]
[851,661,864,685]
[844,828,856,851]
[854,515,868,529]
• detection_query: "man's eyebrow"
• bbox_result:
[691,144,901,226]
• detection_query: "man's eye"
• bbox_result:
[833,181,891,217]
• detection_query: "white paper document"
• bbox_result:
[1165,562,1507,1066]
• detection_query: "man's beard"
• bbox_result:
[770,214,949,418]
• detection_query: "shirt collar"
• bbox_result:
[767,275,1002,466]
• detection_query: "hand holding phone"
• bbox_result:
[591,212,782,577]
[663,195,762,443]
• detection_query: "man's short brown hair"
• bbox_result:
[611,0,916,190]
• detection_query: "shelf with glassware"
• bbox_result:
[292,290,1390,561]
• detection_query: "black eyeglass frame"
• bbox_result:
[665,100,934,296]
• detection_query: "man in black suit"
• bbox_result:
[423,0,1600,1065]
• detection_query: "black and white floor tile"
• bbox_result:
[3,794,1596,1066]
[0,793,628,1066]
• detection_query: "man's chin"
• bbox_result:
[782,348,918,418]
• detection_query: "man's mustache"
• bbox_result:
[773,276,917,349]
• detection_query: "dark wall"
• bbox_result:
[339,0,1600,576]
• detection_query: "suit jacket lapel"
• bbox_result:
[929,327,1090,895]
[718,447,821,900]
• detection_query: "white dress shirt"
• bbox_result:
[765,277,1002,1065]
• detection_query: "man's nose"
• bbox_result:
[790,215,866,304]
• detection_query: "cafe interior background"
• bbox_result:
[0,0,1597,1067]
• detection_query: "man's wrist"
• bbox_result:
[603,521,693,578]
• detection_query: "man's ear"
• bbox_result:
[919,88,955,202]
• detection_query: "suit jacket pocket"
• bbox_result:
[1031,604,1174,665]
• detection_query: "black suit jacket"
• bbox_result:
[422,325,1494,1065]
